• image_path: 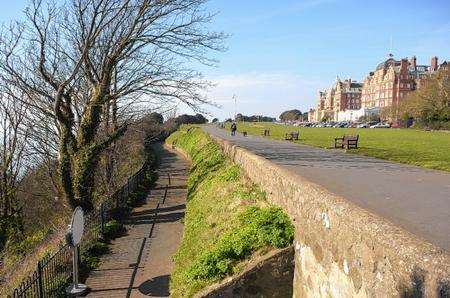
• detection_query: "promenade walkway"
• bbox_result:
[84,144,188,297]
[203,126,450,251]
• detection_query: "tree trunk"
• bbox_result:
[72,145,99,211]
[58,130,77,209]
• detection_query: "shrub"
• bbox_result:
[103,220,126,240]
[186,206,294,282]
[80,241,109,277]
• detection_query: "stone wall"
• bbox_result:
[209,134,450,298]
[196,247,294,298]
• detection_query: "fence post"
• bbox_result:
[37,260,44,298]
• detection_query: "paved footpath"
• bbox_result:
[203,126,450,251]
[85,143,188,297]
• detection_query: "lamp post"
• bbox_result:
[233,94,237,121]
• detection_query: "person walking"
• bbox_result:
[231,122,237,136]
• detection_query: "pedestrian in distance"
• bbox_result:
[231,122,237,136]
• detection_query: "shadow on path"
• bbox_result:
[138,275,170,297]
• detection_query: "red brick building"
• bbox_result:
[309,55,448,122]
[312,78,362,121]
[361,55,447,110]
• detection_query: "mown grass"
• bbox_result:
[229,122,450,172]
[166,126,294,297]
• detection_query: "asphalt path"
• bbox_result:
[85,144,188,297]
[204,125,450,251]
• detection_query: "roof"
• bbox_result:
[375,58,400,71]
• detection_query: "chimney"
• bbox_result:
[410,56,417,69]
[431,56,438,71]
[400,58,408,74]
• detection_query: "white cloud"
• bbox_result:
[200,72,325,120]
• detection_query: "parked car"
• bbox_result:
[357,123,369,128]
[370,122,390,128]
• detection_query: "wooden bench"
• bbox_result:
[285,131,299,141]
[262,129,270,137]
[334,135,359,149]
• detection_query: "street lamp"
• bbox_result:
[233,94,237,121]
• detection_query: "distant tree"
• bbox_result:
[175,114,207,125]
[146,113,164,125]
[0,90,30,247]
[279,109,302,122]
[235,113,275,122]
[302,112,309,121]
[194,114,208,124]
[399,68,450,129]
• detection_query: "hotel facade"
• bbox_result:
[309,55,448,122]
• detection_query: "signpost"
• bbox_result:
[66,207,88,296]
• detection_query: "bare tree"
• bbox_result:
[0,89,30,240]
[0,0,224,211]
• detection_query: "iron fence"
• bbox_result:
[8,161,150,298]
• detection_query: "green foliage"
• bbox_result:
[186,206,293,281]
[127,190,145,207]
[0,217,23,250]
[103,220,126,240]
[80,241,109,276]
[167,126,293,297]
[1,228,49,267]
[141,170,157,190]
[239,206,294,248]
[127,167,157,207]
[279,109,303,122]
[399,68,450,128]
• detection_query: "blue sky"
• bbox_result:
[2,0,450,120]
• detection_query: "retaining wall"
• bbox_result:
[196,247,294,298]
[209,134,450,298]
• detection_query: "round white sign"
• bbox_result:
[70,207,85,246]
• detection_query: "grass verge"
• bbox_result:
[166,126,294,297]
[229,122,450,172]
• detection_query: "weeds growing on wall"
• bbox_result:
[166,126,294,297]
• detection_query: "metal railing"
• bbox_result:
[8,161,150,298]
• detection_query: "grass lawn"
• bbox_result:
[228,122,450,172]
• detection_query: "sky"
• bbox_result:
[1,0,450,120]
